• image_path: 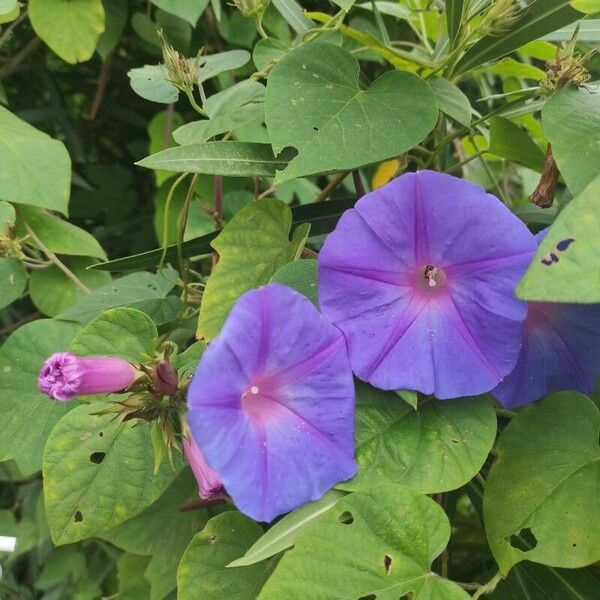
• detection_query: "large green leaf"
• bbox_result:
[178,512,277,600]
[30,257,111,317]
[454,0,581,75]
[0,107,71,214]
[0,258,27,310]
[137,142,292,177]
[542,82,600,196]
[265,42,438,183]
[517,173,600,302]
[230,490,347,567]
[258,486,470,600]
[90,198,356,273]
[128,50,250,103]
[44,403,183,545]
[59,269,178,323]
[17,205,107,260]
[150,0,209,25]
[483,392,600,575]
[29,0,106,64]
[0,319,80,476]
[340,384,496,493]
[488,116,545,172]
[69,307,157,362]
[197,198,309,339]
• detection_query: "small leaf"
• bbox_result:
[265,42,438,183]
[429,77,471,125]
[137,142,293,177]
[229,489,347,567]
[150,0,209,25]
[178,512,277,600]
[270,259,318,307]
[257,486,471,600]
[29,0,105,64]
[69,307,158,362]
[394,388,418,409]
[0,106,71,214]
[570,0,600,12]
[446,0,465,44]
[197,198,309,339]
[0,258,27,310]
[270,0,313,33]
[43,403,183,545]
[340,384,496,493]
[97,0,128,59]
[489,116,545,172]
[477,57,546,80]
[484,392,600,574]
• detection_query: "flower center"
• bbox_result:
[414,264,447,294]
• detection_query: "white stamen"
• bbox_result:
[428,278,437,287]
[250,385,259,395]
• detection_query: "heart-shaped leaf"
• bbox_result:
[484,392,600,574]
[257,485,470,600]
[265,42,438,183]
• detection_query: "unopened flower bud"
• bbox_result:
[183,435,224,500]
[158,30,198,92]
[232,0,270,18]
[151,361,179,396]
[483,0,519,35]
[38,352,138,401]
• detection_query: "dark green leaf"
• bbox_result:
[446,0,465,44]
[489,116,545,172]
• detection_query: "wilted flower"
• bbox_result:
[318,170,537,399]
[183,434,225,500]
[493,230,600,408]
[38,352,138,401]
[187,283,356,522]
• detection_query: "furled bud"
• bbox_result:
[38,352,138,401]
[158,30,199,92]
[0,224,24,260]
[151,361,179,396]
[482,0,519,35]
[232,0,270,18]
[183,435,224,500]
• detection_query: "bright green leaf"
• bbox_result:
[150,0,209,25]
[0,106,71,214]
[230,489,347,567]
[59,269,177,323]
[489,116,545,172]
[178,512,277,600]
[339,384,496,493]
[198,198,309,339]
[570,0,600,12]
[69,307,157,362]
[484,392,600,574]
[258,486,471,600]
[265,42,438,183]
[0,319,80,475]
[271,0,313,33]
[477,57,546,81]
[138,142,293,177]
[0,258,27,310]
[17,205,107,260]
[270,259,318,307]
[43,403,183,545]
[542,82,600,195]
[395,389,418,409]
[30,257,111,317]
[29,0,106,64]
[517,173,600,302]
[429,77,471,125]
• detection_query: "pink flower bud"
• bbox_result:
[151,361,178,396]
[38,352,137,401]
[183,435,224,500]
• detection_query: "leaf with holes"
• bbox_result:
[178,512,278,600]
[0,320,79,476]
[517,173,600,302]
[265,42,438,183]
[197,198,310,340]
[69,307,158,362]
[44,402,183,545]
[338,384,496,494]
[484,392,600,575]
[258,485,470,600]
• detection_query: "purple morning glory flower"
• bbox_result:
[493,230,600,408]
[38,352,137,401]
[318,170,537,399]
[187,283,357,522]
[183,434,224,500]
